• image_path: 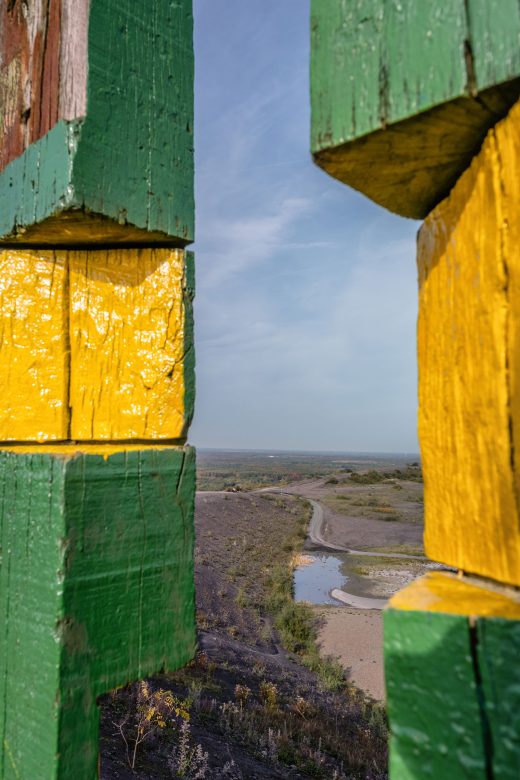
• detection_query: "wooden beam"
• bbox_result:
[0,446,195,779]
[0,0,194,244]
[0,3,196,776]
[419,99,520,586]
[311,0,520,218]
[0,248,194,442]
[385,572,520,780]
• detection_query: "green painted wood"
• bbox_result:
[311,0,469,149]
[311,0,384,151]
[477,618,520,780]
[0,0,193,244]
[469,0,520,89]
[0,447,195,779]
[384,608,487,780]
[0,120,80,241]
[311,0,520,218]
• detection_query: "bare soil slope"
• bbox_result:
[100,491,387,779]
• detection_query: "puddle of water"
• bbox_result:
[294,554,349,605]
[294,551,393,604]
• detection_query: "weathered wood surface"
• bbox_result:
[0,247,194,441]
[0,3,196,778]
[0,0,89,172]
[419,99,520,586]
[311,0,520,218]
[0,0,194,243]
[385,572,520,780]
[478,616,520,780]
[0,446,196,779]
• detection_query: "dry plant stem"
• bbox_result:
[113,715,155,770]
[131,727,154,770]
[112,719,131,769]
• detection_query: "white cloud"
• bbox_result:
[199,196,312,289]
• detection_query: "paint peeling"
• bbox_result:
[0,0,89,173]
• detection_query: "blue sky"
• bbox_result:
[191,0,420,453]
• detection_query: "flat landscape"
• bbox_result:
[100,449,426,778]
[196,449,419,493]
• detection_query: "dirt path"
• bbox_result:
[265,490,425,612]
[260,481,424,552]
[287,482,423,549]
[306,498,425,560]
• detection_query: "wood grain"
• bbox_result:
[418,99,520,586]
[0,0,194,243]
[0,0,89,172]
[0,247,194,442]
[0,248,68,440]
[311,0,520,218]
[0,446,195,778]
[386,572,520,780]
[69,247,192,441]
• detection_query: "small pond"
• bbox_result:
[294,553,349,605]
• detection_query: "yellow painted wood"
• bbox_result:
[497,102,520,537]
[418,99,520,586]
[69,248,187,440]
[389,572,520,620]
[0,247,189,442]
[0,443,175,457]
[0,249,69,441]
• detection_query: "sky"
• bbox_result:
[191,0,420,454]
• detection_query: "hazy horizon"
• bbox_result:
[197,446,420,457]
[191,0,420,453]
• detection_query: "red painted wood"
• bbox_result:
[0,0,88,173]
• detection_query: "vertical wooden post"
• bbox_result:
[0,2,195,777]
[311,1,520,776]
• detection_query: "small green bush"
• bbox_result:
[275,602,314,651]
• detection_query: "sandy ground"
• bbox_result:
[316,607,385,701]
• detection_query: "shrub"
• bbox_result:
[275,602,314,652]
[264,564,293,612]
[292,695,315,720]
[168,721,209,778]
[113,682,190,769]
[234,587,248,608]
[234,684,251,707]
[259,681,278,710]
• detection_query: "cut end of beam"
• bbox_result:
[313,80,520,220]
[0,209,192,248]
